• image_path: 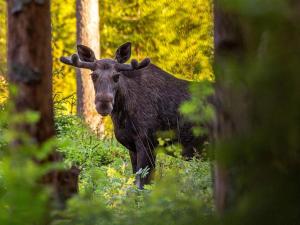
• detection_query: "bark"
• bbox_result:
[6,0,78,208]
[213,1,246,213]
[76,0,103,134]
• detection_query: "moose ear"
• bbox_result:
[115,42,131,63]
[77,45,96,62]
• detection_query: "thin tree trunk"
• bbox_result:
[76,0,103,134]
[6,0,78,207]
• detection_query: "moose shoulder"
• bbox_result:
[60,42,207,188]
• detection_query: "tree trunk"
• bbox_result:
[213,1,246,213]
[76,0,103,134]
[213,0,300,217]
[6,0,78,207]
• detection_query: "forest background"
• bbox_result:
[0,0,213,111]
[0,1,299,225]
[0,1,215,224]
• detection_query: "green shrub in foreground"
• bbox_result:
[53,115,214,225]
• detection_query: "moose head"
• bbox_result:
[60,42,150,116]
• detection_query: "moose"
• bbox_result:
[60,42,207,188]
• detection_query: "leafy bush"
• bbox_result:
[0,104,56,225]
[55,115,128,169]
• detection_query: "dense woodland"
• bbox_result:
[0,0,299,225]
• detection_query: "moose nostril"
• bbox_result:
[96,94,113,103]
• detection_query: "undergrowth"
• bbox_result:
[0,104,214,225]
[54,115,215,225]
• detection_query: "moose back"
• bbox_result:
[60,42,206,188]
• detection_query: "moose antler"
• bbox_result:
[60,52,150,72]
[60,54,96,70]
[116,58,151,72]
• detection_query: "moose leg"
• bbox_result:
[182,145,196,159]
[135,138,156,189]
[181,136,207,159]
[129,150,137,173]
[180,132,198,159]
[180,125,207,159]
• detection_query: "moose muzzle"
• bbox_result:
[95,93,114,116]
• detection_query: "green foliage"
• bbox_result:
[55,115,128,174]
[54,149,215,225]
[53,115,214,219]
[0,157,49,225]
[181,80,214,136]
[100,0,213,80]
[0,103,57,225]
[58,170,216,225]
[54,115,136,207]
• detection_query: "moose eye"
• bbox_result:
[112,73,120,83]
[91,73,98,82]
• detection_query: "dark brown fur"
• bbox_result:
[60,43,206,188]
[111,64,205,188]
